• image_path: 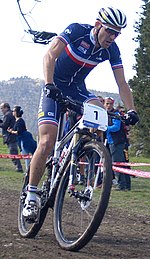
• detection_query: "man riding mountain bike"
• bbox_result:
[23,7,139,220]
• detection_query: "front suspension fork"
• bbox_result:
[68,131,80,191]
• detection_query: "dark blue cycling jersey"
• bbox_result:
[38,23,123,127]
[54,23,123,87]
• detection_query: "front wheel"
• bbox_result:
[53,141,112,251]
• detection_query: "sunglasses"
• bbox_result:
[102,24,121,37]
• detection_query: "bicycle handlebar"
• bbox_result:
[46,87,129,123]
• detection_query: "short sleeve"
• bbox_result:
[109,43,123,70]
[57,23,85,45]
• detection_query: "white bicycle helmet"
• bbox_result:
[97,7,127,28]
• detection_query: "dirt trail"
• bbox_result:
[0,189,150,259]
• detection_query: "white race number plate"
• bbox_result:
[82,103,108,131]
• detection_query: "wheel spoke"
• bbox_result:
[53,141,112,251]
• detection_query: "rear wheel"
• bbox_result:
[53,141,112,251]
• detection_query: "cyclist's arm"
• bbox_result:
[43,38,66,84]
[113,68,136,111]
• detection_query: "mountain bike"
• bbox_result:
[18,94,112,251]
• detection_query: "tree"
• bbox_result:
[129,0,150,156]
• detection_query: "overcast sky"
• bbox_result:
[0,0,143,93]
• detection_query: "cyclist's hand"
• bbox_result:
[125,110,139,125]
[44,83,62,100]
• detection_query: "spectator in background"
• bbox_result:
[97,95,105,105]
[103,97,117,185]
[116,105,130,147]
[0,103,23,172]
[116,105,132,176]
[104,97,131,191]
[7,106,37,171]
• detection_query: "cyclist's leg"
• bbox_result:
[56,82,104,111]
[72,83,104,108]
[29,123,57,186]
[23,89,60,219]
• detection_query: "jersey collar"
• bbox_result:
[90,28,96,45]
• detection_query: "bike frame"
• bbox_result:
[47,108,84,201]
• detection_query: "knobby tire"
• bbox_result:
[53,141,112,251]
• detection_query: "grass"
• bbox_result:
[0,170,24,191]
[131,156,150,171]
[0,136,25,190]
[0,136,150,215]
[110,177,150,216]
[110,156,150,216]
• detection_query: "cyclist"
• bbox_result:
[23,7,139,220]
